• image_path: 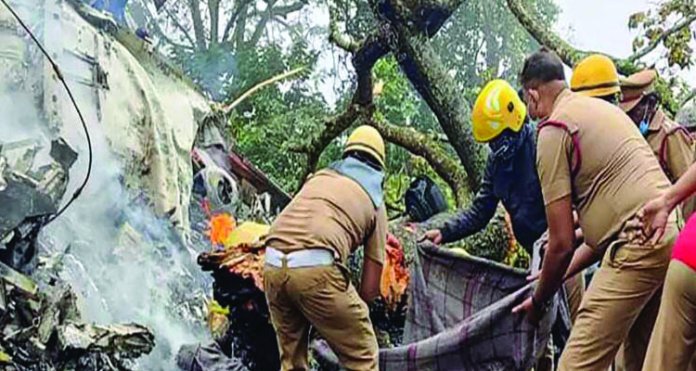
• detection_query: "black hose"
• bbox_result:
[0,0,93,225]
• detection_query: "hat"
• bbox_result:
[619,69,657,112]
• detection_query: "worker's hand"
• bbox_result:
[511,296,542,325]
[640,195,671,244]
[619,217,646,244]
[526,271,540,282]
[420,229,443,245]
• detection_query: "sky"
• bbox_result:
[554,0,696,86]
[315,0,696,107]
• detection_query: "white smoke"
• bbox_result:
[0,1,213,369]
[40,143,211,368]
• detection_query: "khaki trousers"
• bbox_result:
[264,264,378,371]
[558,220,677,371]
[642,260,696,371]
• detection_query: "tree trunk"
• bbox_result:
[391,29,486,191]
[188,0,208,50]
[208,0,220,46]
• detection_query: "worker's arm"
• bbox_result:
[438,161,499,243]
[360,205,388,303]
[360,258,382,303]
[535,196,575,297]
[514,125,575,322]
[562,243,601,281]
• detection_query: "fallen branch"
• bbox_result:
[221,66,306,114]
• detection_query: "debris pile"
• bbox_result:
[0,138,77,274]
[193,217,277,370]
[0,261,154,369]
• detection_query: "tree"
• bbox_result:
[506,0,696,114]
[130,0,311,98]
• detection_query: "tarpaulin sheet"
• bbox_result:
[314,243,563,371]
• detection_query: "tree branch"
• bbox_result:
[328,5,361,53]
[233,4,249,49]
[188,0,207,50]
[628,13,696,62]
[505,0,590,68]
[142,4,194,51]
[221,67,306,114]
[390,27,485,191]
[248,0,307,46]
[208,0,220,45]
[163,6,196,48]
[289,104,373,185]
[222,0,252,42]
[352,27,391,105]
[370,116,469,206]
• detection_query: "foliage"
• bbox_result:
[629,0,696,69]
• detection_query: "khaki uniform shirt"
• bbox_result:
[645,108,696,219]
[537,89,671,248]
[264,169,387,265]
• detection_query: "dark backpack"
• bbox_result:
[404,176,447,222]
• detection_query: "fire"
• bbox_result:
[380,233,410,310]
[206,213,236,246]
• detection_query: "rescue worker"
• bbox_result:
[512,48,676,371]
[640,161,696,370]
[620,69,695,219]
[422,80,584,371]
[421,80,584,323]
[570,54,621,104]
[263,125,387,371]
[422,80,545,253]
[570,54,652,371]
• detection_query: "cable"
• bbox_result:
[0,0,93,225]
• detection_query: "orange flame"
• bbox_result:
[207,213,236,246]
[380,233,410,310]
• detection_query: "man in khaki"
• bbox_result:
[620,69,695,219]
[263,125,387,371]
[512,48,677,371]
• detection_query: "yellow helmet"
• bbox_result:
[471,79,527,143]
[570,54,620,97]
[344,125,386,167]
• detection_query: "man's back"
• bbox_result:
[265,169,386,264]
[537,89,670,248]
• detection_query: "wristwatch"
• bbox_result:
[531,293,552,313]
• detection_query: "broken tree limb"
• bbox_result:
[221,67,307,114]
[289,24,391,186]
[370,115,469,206]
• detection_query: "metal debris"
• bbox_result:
[0,137,77,274]
[0,263,155,370]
